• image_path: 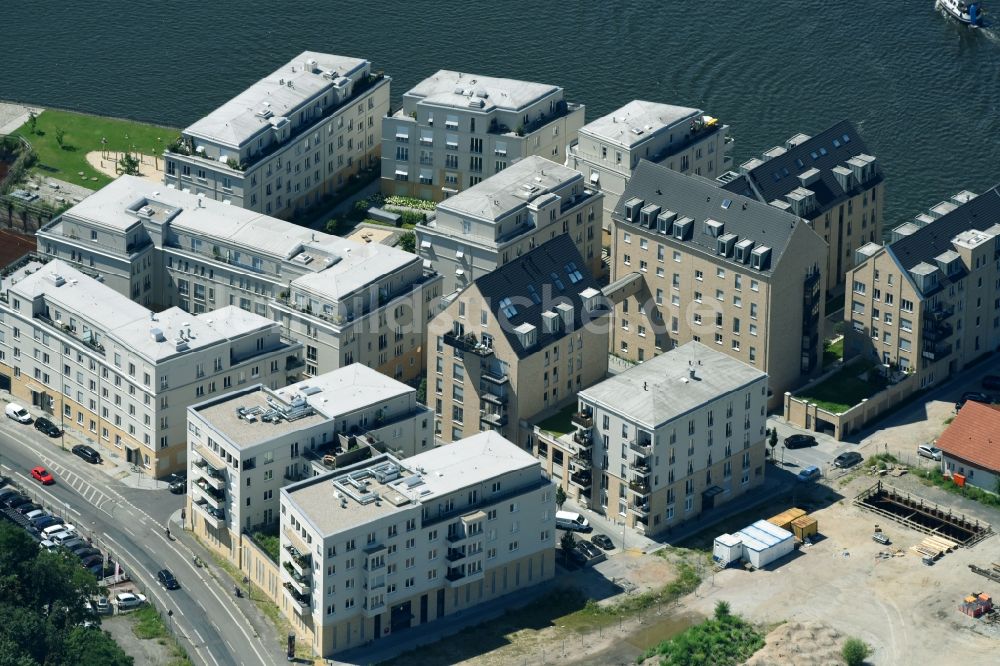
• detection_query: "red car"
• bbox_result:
[31,466,54,485]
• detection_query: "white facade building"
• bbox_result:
[36,176,442,383]
[381,70,584,201]
[185,363,433,559]
[163,51,390,218]
[279,431,555,655]
[0,259,300,477]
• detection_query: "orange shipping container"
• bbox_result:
[791,515,818,541]
[767,508,807,531]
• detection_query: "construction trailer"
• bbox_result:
[790,515,818,541]
[767,508,807,531]
[713,520,796,569]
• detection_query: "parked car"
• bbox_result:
[80,554,104,569]
[15,502,43,516]
[591,534,615,550]
[113,592,147,611]
[573,541,607,565]
[61,538,89,553]
[50,531,78,546]
[872,531,891,545]
[94,596,112,615]
[956,391,993,410]
[784,434,818,449]
[797,465,822,482]
[917,444,942,461]
[834,451,864,469]
[30,515,60,530]
[157,569,180,590]
[24,509,46,521]
[555,510,592,532]
[982,375,1000,391]
[164,472,186,495]
[33,417,61,438]
[85,562,105,577]
[31,466,54,485]
[5,403,32,423]
[42,523,73,538]
[74,547,101,560]
[71,445,101,465]
[3,494,31,509]
[39,539,57,551]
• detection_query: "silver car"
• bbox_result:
[917,444,942,461]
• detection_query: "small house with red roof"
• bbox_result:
[936,400,1000,494]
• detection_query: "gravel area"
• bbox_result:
[101,614,175,666]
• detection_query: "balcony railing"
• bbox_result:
[194,480,225,510]
[922,343,954,361]
[283,583,311,613]
[284,544,311,576]
[925,304,955,322]
[192,499,224,529]
[445,567,466,583]
[922,322,953,343]
[571,412,594,429]
[629,480,651,495]
[480,412,508,428]
[629,441,652,456]
[481,368,509,384]
[282,561,311,595]
[570,471,592,488]
[443,331,494,357]
[481,391,508,406]
[629,502,651,516]
[446,549,466,562]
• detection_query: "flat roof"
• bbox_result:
[580,100,702,148]
[436,156,582,221]
[193,364,414,450]
[406,70,560,111]
[736,520,793,551]
[285,431,538,536]
[579,341,767,428]
[185,51,369,147]
[291,240,417,300]
[7,261,276,362]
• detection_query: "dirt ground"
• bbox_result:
[745,621,845,666]
[85,150,164,184]
[101,614,175,666]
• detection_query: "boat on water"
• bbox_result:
[936,0,986,26]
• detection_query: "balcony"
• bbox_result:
[446,548,466,562]
[922,322,953,343]
[197,464,226,491]
[570,471,592,489]
[283,583,311,615]
[629,480,651,496]
[362,596,386,618]
[282,561,311,596]
[571,456,592,471]
[192,499,224,530]
[194,479,225,511]
[629,460,651,474]
[629,441,653,457]
[922,343,954,361]
[481,390,508,406]
[571,412,594,429]
[629,502,651,517]
[481,368,509,384]
[443,331,494,357]
[284,544,311,577]
[480,412,508,428]
[925,304,955,322]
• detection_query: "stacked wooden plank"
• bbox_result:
[910,535,959,559]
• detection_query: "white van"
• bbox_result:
[5,403,31,423]
[42,523,74,539]
[555,510,591,532]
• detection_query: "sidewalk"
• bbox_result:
[0,101,43,135]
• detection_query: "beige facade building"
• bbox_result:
[720,120,883,296]
[845,186,1000,390]
[609,161,828,408]
[0,259,300,477]
[533,342,767,536]
[381,70,584,201]
[427,235,610,445]
[184,363,432,566]
[279,432,555,656]
[568,100,732,240]
[163,51,390,218]
[417,156,603,295]
[37,176,441,383]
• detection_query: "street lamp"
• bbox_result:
[243,575,251,601]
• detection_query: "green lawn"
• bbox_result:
[794,360,884,413]
[535,403,578,436]
[822,338,844,368]
[11,109,179,188]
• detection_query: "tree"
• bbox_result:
[118,153,140,176]
[55,127,66,148]
[27,112,37,135]
[398,231,416,253]
[559,530,576,565]
[768,429,779,457]
[555,485,567,510]
[713,600,731,620]
[416,378,427,405]
[842,637,871,666]
[62,627,134,666]
[324,218,340,235]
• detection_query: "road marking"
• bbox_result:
[122,525,137,538]
[192,629,203,642]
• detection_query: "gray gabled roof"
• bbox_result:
[614,160,809,276]
[474,235,604,359]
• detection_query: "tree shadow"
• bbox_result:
[60,145,78,153]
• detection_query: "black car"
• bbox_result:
[834,451,864,468]
[957,391,992,410]
[591,534,615,551]
[85,562,105,577]
[72,445,102,465]
[784,434,818,449]
[982,375,1000,391]
[164,472,187,495]
[80,554,104,568]
[33,417,61,438]
[30,515,59,530]
[14,502,42,515]
[75,547,101,560]
[157,569,179,590]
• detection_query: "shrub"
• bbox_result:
[398,231,416,253]
[842,637,871,666]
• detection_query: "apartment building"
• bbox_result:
[184,363,433,563]
[279,431,555,656]
[37,176,442,383]
[610,161,828,408]
[721,120,883,296]
[844,186,1000,388]
[568,100,732,240]
[416,156,603,295]
[534,342,766,536]
[0,259,300,477]
[427,235,610,444]
[381,70,584,201]
[163,51,390,218]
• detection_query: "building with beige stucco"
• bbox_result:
[426,235,610,445]
[608,161,828,409]
[278,431,555,656]
[0,259,300,478]
[163,51,390,218]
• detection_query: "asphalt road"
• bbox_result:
[0,420,278,666]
